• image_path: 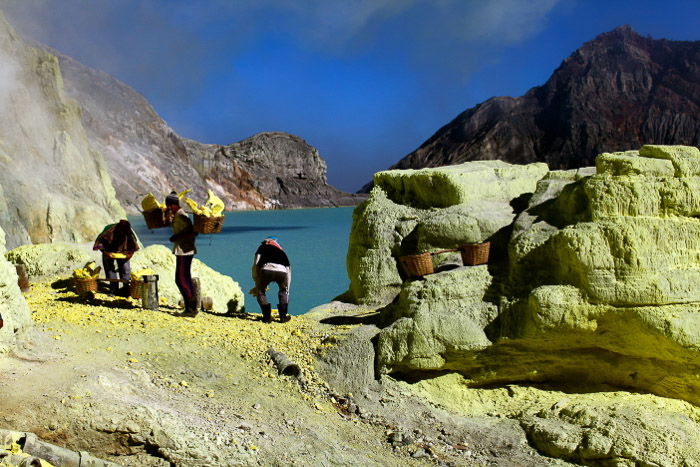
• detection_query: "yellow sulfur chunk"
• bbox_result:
[184,197,201,215]
[107,252,127,259]
[141,193,164,212]
[205,189,225,217]
[73,261,101,279]
[131,268,156,281]
[184,190,225,218]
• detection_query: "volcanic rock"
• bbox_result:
[54,51,362,212]
[373,26,700,185]
[362,145,700,407]
[0,226,31,353]
[0,12,125,248]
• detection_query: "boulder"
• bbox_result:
[0,227,31,353]
[374,160,548,209]
[377,266,497,373]
[521,394,700,465]
[413,375,700,467]
[6,243,95,280]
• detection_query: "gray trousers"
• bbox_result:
[102,254,131,292]
[256,269,289,306]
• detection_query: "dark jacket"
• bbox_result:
[255,242,290,267]
[93,222,139,255]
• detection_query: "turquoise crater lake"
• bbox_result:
[129,207,354,315]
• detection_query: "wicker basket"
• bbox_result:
[143,208,170,229]
[399,253,434,277]
[75,278,97,295]
[460,242,490,266]
[193,214,224,234]
[130,280,142,299]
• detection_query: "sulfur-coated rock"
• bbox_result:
[377,266,497,373]
[366,145,700,409]
[6,243,95,279]
[521,396,700,465]
[0,227,31,353]
[413,376,700,467]
[490,146,700,405]
[550,217,700,306]
[346,161,548,306]
[639,144,700,177]
[507,167,593,295]
[0,12,125,249]
[374,160,547,209]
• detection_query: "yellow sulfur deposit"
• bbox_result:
[185,190,225,217]
[184,197,204,215]
[105,252,127,259]
[141,193,164,212]
[72,261,101,279]
[130,268,156,281]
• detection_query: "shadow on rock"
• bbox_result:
[320,311,381,326]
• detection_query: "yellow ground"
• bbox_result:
[1,279,424,466]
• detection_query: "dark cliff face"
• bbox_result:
[54,51,362,212]
[386,26,700,176]
[186,131,364,209]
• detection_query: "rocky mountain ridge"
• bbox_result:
[0,9,360,248]
[54,47,362,213]
[378,25,700,180]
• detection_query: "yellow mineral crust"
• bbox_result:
[24,280,354,391]
[412,373,700,466]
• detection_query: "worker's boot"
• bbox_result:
[278,303,291,323]
[260,304,272,323]
[181,297,199,317]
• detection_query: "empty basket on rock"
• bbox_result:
[142,208,171,229]
[399,252,434,278]
[193,214,225,234]
[460,242,490,266]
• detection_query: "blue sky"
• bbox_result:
[1,0,699,191]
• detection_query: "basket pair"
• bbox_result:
[142,209,224,234]
[74,278,141,299]
[399,242,490,278]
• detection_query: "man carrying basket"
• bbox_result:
[166,191,199,317]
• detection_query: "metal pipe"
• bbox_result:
[267,348,301,377]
